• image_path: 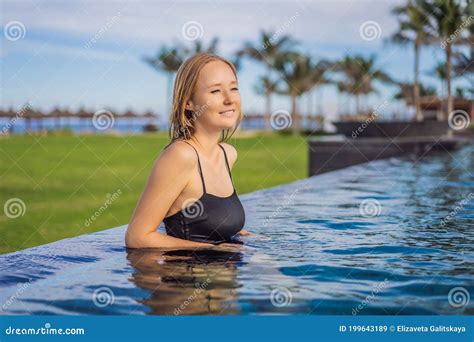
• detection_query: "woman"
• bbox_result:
[125,53,250,250]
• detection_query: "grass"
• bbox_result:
[0,132,308,254]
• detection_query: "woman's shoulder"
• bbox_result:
[158,140,198,168]
[219,142,238,167]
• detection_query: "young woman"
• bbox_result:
[125,53,250,251]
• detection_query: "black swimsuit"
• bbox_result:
[163,141,246,244]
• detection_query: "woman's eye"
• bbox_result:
[211,89,220,93]
[232,87,239,91]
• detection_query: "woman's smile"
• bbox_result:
[219,109,235,117]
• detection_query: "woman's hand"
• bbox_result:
[211,243,244,253]
[239,229,251,236]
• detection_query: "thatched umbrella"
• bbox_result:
[122,110,137,131]
[49,107,64,130]
[76,108,93,130]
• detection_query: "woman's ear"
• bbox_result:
[185,99,194,112]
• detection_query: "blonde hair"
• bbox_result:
[168,53,243,143]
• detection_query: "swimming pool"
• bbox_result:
[1,144,473,315]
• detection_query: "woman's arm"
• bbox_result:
[125,142,213,249]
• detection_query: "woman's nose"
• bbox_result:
[223,90,233,104]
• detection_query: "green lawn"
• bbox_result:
[0,132,308,254]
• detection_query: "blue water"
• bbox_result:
[0,144,473,315]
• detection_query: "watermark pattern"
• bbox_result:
[270,287,292,307]
[351,101,388,139]
[1,279,33,313]
[359,20,381,41]
[182,21,203,41]
[173,101,210,139]
[262,189,299,227]
[262,12,300,49]
[440,192,473,227]
[359,198,381,218]
[84,11,122,49]
[92,110,115,131]
[92,286,115,307]
[352,278,389,315]
[448,110,471,131]
[441,16,473,49]
[4,198,26,218]
[270,110,292,130]
[448,287,470,308]
[174,278,211,315]
[84,189,122,227]
[3,21,26,41]
[182,198,204,219]
[1,102,31,135]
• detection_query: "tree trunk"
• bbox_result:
[445,43,453,120]
[414,40,422,122]
[291,94,299,135]
[265,92,272,131]
[356,94,361,115]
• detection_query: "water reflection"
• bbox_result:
[126,249,244,315]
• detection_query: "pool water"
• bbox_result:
[1,144,473,315]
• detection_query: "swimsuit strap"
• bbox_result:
[181,140,207,193]
[218,144,233,183]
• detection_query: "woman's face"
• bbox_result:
[186,60,241,131]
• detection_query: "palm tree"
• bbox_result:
[182,37,219,56]
[430,60,463,97]
[274,52,326,134]
[335,55,393,115]
[254,76,280,130]
[143,38,221,114]
[417,0,468,119]
[394,81,437,104]
[454,51,474,95]
[239,30,297,129]
[143,45,185,114]
[389,0,435,121]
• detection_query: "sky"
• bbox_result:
[0,0,471,124]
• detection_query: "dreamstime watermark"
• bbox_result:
[270,287,292,307]
[1,279,33,313]
[440,192,473,227]
[441,16,473,49]
[1,102,31,135]
[262,12,300,49]
[174,278,211,315]
[352,278,389,315]
[173,101,210,139]
[448,110,471,131]
[262,189,299,227]
[4,198,26,218]
[3,20,26,41]
[182,21,203,41]
[181,198,204,219]
[84,12,122,49]
[359,20,381,41]
[92,286,115,307]
[448,287,470,308]
[4,323,85,336]
[351,100,388,139]
[270,109,292,130]
[84,189,122,227]
[359,198,381,218]
[92,110,115,130]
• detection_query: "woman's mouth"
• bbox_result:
[219,109,235,117]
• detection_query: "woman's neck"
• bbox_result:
[190,129,222,155]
